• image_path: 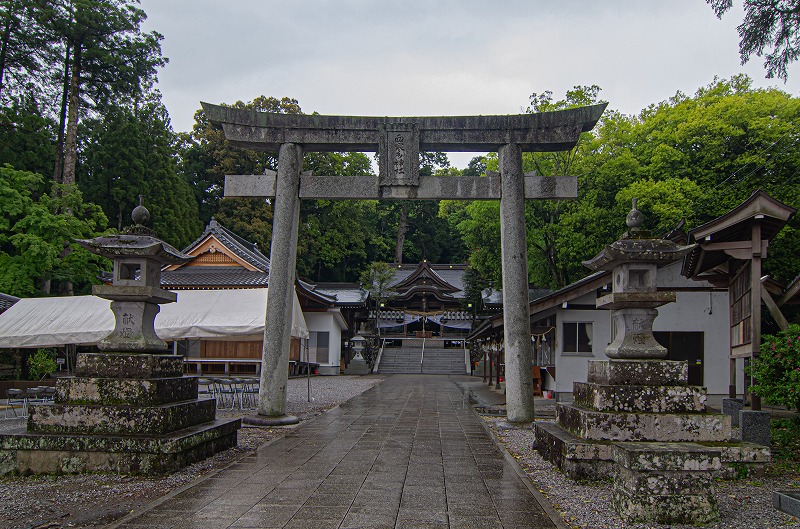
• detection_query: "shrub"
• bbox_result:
[749,324,800,413]
[28,348,57,380]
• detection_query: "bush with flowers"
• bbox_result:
[748,323,800,414]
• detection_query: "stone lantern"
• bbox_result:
[345,331,370,375]
[582,198,693,359]
[0,198,240,475]
[77,196,192,352]
[533,199,770,525]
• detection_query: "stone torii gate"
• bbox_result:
[202,102,606,424]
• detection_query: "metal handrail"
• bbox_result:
[420,338,425,374]
[373,338,386,372]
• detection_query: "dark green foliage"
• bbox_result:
[0,0,54,102]
[708,0,800,81]
[0,165,109,296]
[749,324,800,412]
[462,156,487,176]
[770,417,800,471]
[78,94,201,249]
[181,95,301,222]
[0,97,55,176]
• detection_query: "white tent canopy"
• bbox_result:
[0,288,308,349]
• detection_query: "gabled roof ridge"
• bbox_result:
[214,221,262,256]
[689,189,796,239]
[392,261,459,292]
[184,219,270,273]
[212,222,270,271]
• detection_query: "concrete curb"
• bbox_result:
[467,392,571,529]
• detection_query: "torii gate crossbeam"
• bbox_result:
[202,102,607,424]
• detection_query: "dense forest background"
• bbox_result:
[1,1,799,300]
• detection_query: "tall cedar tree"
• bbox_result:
[50,0,166,187]
[708,0,800,81]
[78,93,201,249]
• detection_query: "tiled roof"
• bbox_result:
[482,287,553,308]
[295,279,337,305]
[161,267,268,288]
[314,283,368,305]
[0,293,19,313]
[388,263,467,299]
[185,219,270,273]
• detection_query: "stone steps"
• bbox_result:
[379,344,466,375]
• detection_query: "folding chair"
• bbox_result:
[240,378,260,409]
[198,378,216,401]
[23,387,44,404]
[215,379,238,410]
[41,387,56,402]
[5,389,25,418]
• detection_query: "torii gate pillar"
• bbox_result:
[499,143,535,422]
[202,103,607,425]
[258,143,302,420]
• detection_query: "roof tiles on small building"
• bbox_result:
[161,267,269,289]
[183,218,270,273]
[0,293,20,314]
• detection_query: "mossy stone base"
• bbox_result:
[7,351,242,475]
[533,421,614,480]
[75,353,183,379]
[588,359,687,386]
[0,418,239,475]
[56,376,198,406]
[28,399,216,435]
[573,382,706,413]
[612,489,719,525]
[611,441,722,472]
[556,403,731,442]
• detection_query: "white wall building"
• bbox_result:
[544,261,729,400]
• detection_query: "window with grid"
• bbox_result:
[562,322,593,353]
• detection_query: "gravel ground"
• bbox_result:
[1,376,797,529]
[484,416,800,529]
[0,375,384,529]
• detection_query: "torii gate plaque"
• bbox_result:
[202,102,606,424]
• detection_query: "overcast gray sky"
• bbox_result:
[138,0,800,168]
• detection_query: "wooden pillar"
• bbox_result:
[750,220,762,410]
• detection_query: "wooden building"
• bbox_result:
[375,261,473,338]
[162,219,366,375]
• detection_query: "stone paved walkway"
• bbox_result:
[111,375,558,529]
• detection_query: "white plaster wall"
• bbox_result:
[653,291,730,395]
[303,312,343,375]
[655,261,730,396]
[551,262,731,399]
[554,288,612,396]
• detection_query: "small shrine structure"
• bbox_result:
[682,190,796,409]
[373,261,473,338]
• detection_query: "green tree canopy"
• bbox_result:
[449,78,800,288]
[0,165,108,296]
[78,93,201,249]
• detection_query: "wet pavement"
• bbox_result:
[109,375,558,529]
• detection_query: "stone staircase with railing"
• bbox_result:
[378,339,467,375]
